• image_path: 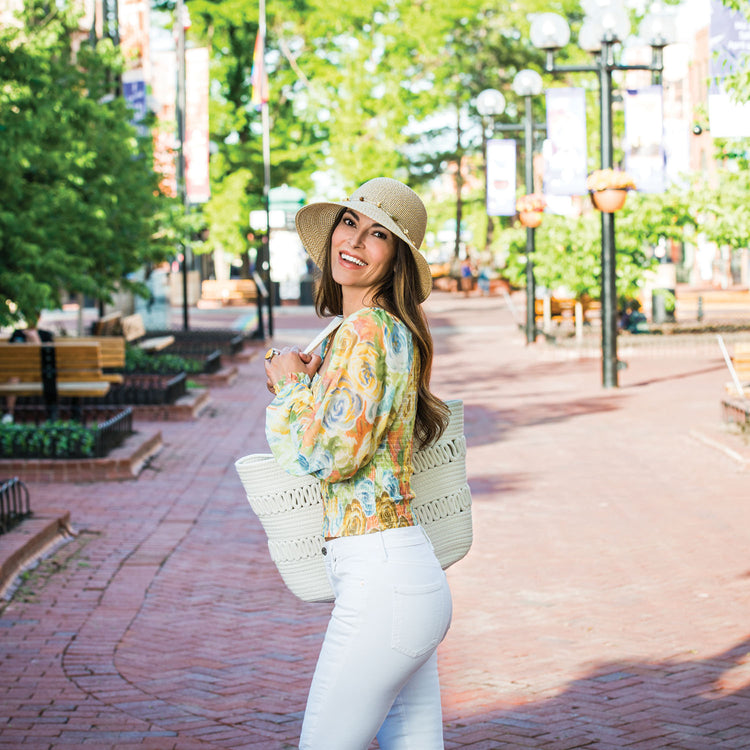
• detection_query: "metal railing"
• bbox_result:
[0,477,31,535]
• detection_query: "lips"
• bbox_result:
[340,252,367,267]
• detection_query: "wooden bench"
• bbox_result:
[534,296,600,324]
[678,290,750,307]
[732,343,750,384]
[66,337,126,383]
[92,312,123,336]
[200,279,257,306]
[121,314,175,352]
[0,341,111,418]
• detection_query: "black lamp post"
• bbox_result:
[511,70,544,345]
[175,0,189,331]
[478,71,545,345]
[476,88,506,256]
[530,4,675,387]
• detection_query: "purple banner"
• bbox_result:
[709,0,750,137]
[486,139,516,216]
[543,88,587,195]
[122,75,147,135]
[624,86,665,194]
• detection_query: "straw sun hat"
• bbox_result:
[294,177,433,303]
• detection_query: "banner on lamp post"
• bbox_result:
[624,86,665,193]
[486,139,516,216]
[122,71,148,136]
[543,87,587,196]
[185,47,211,204]
[709,0,750,138]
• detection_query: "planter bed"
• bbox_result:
[2,406,133,459]
[164,346,222,373]
[0,430,162,482]
[103,372,188,405]
[146,328,245,357]
[722,398,750,432]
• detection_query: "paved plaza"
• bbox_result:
[1,293,750,749]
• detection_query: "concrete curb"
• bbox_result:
[0,430,163,482]
[0,509,73,599]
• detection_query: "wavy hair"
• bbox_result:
[314,210,449,446]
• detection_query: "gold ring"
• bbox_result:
[264,347,279,361]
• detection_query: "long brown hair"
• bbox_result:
[315,210,449,446]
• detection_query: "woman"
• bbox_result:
[264,177,453,749]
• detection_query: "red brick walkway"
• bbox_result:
[2,294,750,749]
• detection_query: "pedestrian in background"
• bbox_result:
[2,311,53,423]
[264,177,453,749]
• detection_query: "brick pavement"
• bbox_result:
[1,293,750,749]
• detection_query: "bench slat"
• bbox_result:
[0,342,111,400]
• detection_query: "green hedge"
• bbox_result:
[0,421,97,458]
[124,346,203,375]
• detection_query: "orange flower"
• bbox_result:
[586,169,636,191]
[515,193,547,213]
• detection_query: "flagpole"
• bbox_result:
[176,0,189,330]
[259,0,274,337]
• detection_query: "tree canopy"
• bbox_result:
[0,1,179,326]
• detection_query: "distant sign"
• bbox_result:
[486,139,516,216]
[122,74,147,135]
[624,86,665,194]
[544,88,587,196]
[709,0,750,137]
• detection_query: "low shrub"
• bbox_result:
[125,346,203,375]
[0,421,97,459]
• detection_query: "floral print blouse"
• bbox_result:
[265,307,418,538]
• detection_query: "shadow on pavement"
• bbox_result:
[444,637,750,747]
[623,362,726,389]
[463,396,623,449]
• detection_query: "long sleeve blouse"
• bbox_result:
[265,307,418,538]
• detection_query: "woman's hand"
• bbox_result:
[265,347,322,395]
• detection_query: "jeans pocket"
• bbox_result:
[391,579,450,659]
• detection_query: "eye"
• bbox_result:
[373,229,389,240]
[342,215,356,227]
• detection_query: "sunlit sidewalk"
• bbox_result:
[1,292,749,749]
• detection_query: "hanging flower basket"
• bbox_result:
[519,211,543,228]
[515,193,546,228]
[586,169,635,213]
[590,188,628,213]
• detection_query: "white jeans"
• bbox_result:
[299,525,453,750]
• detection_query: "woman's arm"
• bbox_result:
[265,310,412,481]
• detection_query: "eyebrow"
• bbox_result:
[343,209,390,232]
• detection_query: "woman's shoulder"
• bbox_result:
[337,308,411,366]
[343,307,404,335]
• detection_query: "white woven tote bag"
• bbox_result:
[235,399,472,603]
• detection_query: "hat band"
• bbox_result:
[348,195,417,249]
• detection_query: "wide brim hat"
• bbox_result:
[295,177,433,303]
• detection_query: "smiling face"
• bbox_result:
[330,208,397,314]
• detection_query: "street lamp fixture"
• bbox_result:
[476,88,506,118]
[512,69,543,98]
[530,3,675,387]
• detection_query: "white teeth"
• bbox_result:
[341,253,366,267]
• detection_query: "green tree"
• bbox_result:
[0,2,178,325]
[181,0,574,265]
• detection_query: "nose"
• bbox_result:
[349,228,366,248]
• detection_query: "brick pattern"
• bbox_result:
[1,296,750,748]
